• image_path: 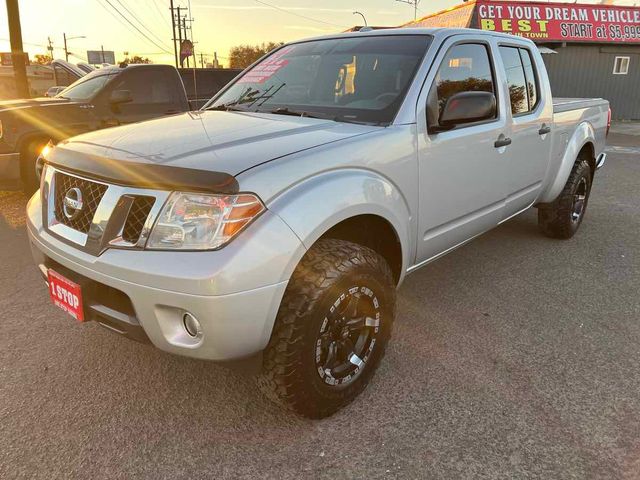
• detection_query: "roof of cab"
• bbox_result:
[287,26,535,46]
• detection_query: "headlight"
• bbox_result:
[147,192,265,250]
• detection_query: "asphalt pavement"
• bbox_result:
[1,134,639,479]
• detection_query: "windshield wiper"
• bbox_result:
[263,107,327,120]
[208,104,247,112]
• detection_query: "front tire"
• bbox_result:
[538,158,592,239]
[258,238,396,418]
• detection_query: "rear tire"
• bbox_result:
[258,238,396,418]
[538,158,592,239]
[20,138,47,195]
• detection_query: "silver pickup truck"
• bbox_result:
[27,28,609,418]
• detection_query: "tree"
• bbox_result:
[33,54,52,65]
[228,42,283,69]
[120,55,152,65]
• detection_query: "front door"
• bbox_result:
[415,38,510,265]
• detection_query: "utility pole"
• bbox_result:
[176,6,183,67]
[181,13,189,68]
[47,37,54,60]
[396,0,420,20]
[200,53,204,68]
[5,0,29,98]
[169,0,178,68]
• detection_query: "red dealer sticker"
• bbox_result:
[238,45,296,84]
[48,269,85,322]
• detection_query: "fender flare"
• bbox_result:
[537,121,595,204]
[267,168,414,283]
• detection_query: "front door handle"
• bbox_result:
[494,136,512,148]
[538,125,551,135]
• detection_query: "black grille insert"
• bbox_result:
[54,172,108,233]
[122,196,155,244]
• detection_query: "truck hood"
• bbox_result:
[0,97,78,111]
[55,110,379,178]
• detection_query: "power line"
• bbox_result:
[95,0,171,54]
[253,0,347,28]
[148,0,173,28]
[112,0,172,51]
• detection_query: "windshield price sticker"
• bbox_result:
[238,46,296,84]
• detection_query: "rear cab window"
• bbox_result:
[498,46,539,115]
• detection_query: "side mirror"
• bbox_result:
[109,89,133,105]
[434,91,496,132]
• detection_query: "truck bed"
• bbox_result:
[553,97,608,113]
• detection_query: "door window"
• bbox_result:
[428,43,497,129]
[519,49,538,110]
[499,46,539,115]
[111,69,176,104]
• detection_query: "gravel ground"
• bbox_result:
[1,134,639,479]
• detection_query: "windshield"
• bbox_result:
[56,71,116,101]
[207,35,430,125]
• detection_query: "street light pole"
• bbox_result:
[396,0,420,21]
[63,33,86,62]
[353,11,368,27]
[5,0,29,98]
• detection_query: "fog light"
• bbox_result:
[183,312,201,338]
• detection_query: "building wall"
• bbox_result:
[542,44,640,120]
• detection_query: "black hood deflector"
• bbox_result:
[45,146,239,194]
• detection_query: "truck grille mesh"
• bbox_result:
[122,196,155,244]
[54,172,108,233]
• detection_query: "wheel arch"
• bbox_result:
[268,168,413,286]
[537,121,596,204]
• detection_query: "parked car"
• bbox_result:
[27,28,609,418]
[44,86,66,98]
[0,64,240,192]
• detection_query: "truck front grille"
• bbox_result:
[43,166,170,255]
[54,172,108,233]
[122,196,155,244]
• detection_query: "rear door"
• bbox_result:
[415,35,510,264]
[496,43,553,219]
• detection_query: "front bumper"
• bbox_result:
[27,193,305,361]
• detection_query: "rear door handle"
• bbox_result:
[494,136,512,148]
[538,126,551,135]
[165,110,180,115]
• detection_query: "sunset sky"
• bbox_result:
[1,0,638,67]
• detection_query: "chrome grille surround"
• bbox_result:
[41,165,170,256]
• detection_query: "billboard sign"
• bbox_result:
[87,50,115,64]
[1,52,30,66]
[477,1,640,43]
